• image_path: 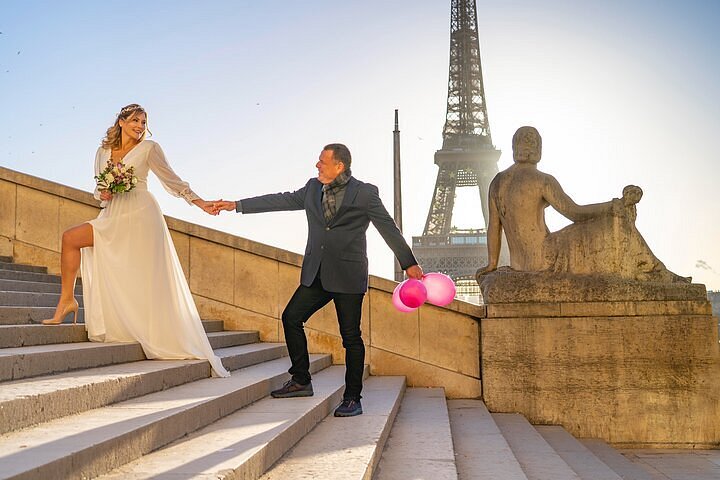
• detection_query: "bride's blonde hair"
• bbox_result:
[101,104,151,150]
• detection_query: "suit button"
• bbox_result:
[325,227,330,231]
[320,245,324,249]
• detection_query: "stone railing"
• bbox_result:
[0,166,484,398]
[4,165,720,446]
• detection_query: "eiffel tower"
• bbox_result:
[412,0,500,301]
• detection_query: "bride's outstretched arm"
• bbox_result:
[147,143,219,215]
[147,142,201,205]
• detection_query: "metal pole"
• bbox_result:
[393,109,404,282]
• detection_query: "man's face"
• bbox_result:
[316,149,345,184]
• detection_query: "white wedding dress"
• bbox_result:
[80,139,229,377]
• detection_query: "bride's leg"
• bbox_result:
[43,223,94,325]
[59,223,94,301]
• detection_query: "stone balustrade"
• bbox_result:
[0,166,483,398]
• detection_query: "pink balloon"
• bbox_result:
[399,279,428,309]
[392,283,417,312]
[422,272,456,306]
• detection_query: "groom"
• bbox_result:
[213,143,423,417]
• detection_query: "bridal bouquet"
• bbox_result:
[95,160,138,194]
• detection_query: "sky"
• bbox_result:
[1,0,719,291]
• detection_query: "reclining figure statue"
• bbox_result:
[476,126,688,284]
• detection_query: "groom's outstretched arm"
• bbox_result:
[212,179,312,215]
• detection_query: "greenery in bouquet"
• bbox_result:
[95,160,138,194]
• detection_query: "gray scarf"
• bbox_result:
[321,169,352,223]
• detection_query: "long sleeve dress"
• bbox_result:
[80,139,229,377]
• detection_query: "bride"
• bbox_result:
[42,103,229,378]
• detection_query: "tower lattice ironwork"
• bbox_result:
[413,0,500,301]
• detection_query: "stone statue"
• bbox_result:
[476,126,688,284]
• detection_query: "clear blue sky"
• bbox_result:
[2,1,719,290]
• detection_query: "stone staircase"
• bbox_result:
[0,257,691,479]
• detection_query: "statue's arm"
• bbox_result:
[478,184,502,274]
[544,175,617,222]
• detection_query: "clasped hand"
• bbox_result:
[194,200,236,216]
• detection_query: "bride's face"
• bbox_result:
[119,113,147,141]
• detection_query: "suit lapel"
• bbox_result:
[329,177,359,226]
[310,180,324,222]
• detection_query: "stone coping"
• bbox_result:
[0,166,486,319]
[478,268,708,303]
[485,301,712,318]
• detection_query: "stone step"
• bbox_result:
[536,426,622,480]
[493,414,581,480]
[0,340,143,382]
[0,330,257,381]
[0,278,83,295]
[0,354,333,480]
[448,400,527,480]
[0,268,78,285]
[202,319,225,333]
[0,323,89,348]
[99,365,354,479]
[0,261,47,274]
[0,321,240,348]
[206,330,260,349]
[618,449,720,479]
[0,306,85,325]
[0,290,84,308]
[0,305,226,329]
[0,341,285,435]
[581,439,666,480]
[0,320,234,348]
[375,388,458,480]
[260,375,406,479]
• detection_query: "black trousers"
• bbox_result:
[282,275,365,400]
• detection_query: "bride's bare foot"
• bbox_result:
[42,299,79,325]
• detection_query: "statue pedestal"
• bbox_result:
[478,269,720,447]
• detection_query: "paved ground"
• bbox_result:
[621,449,720,479]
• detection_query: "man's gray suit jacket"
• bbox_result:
[239,177,417,294]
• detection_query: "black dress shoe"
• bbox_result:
[334,398,363,417]
[271,379,314,398]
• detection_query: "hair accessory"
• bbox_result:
[119,104,144,116]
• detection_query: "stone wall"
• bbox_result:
[708,291,720,340]
[0,166,483,398]
[482,298,720,448]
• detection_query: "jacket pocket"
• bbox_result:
[339,252,365,262]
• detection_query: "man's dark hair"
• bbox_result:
[323,143,352,170]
